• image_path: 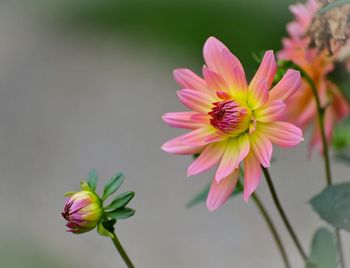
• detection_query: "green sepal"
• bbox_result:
[106,207,135,220]
[64,191,76,197]
[97,219,116,238]
[305,228,337,268]
[87,168,98,191]
[310,183,350,232]
[105,191,135,210]
[102,173,124,201]
[80,181,91,191]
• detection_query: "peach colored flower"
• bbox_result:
[279,0,349,152]
[162,37,303,211]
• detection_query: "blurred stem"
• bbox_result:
[111,232,135,268]
[300,67,346,268]
[251,191,291,268]
[262,167,308,262]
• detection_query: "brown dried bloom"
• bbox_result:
[308,0,350,54]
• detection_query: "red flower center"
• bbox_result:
[209,100,251,135]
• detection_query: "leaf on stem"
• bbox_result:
[103,173,124,200]
[105,191,135,210]
[106,207,135,220]
[305,228,337,268]
[310,183,350,232]
[87,168,98,191]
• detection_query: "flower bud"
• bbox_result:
[62,190,103,234]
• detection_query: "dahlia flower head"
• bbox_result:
[162,37,303,211]
[279,0,349,151]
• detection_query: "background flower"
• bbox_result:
[278,0,349,152]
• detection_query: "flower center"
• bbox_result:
[209,100,252,136]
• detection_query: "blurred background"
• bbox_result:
[0,0,349,267]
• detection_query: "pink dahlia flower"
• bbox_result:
[62,190,103,233]
[162,37,303,211]
[279,0,349,152]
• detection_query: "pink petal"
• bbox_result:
[249,50,277,90]
[202,66,229,92]
[248,78,269,109]
[329,81,349,120]
[287,21,304,38]
[254,100,286,122]
[309,120,322,152]
[259,121,304,148]
[206,169,239,211]
[161,135,204,155]
[269,69,301,101]
[215,134,250,182]
[177,89,214,113]
[203,37,228,75]
[243,152,262,201]
[202,37,248,91]
[216,90,231,100]
[187,141,227,176]
[221,49,248,91]
[173,68,208,92]
[162,112,207,129]
[180,126,223,147]
[250,131,273,168]
[310,108,335,152]
[190,113,211,124]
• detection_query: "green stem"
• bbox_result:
[111,232,135,268]
[262,167,308,262]
[300,68,346,268]
[252,192,291,268]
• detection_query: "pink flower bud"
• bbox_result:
[62,190,103,234]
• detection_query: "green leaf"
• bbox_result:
[102,173,124,200]
[87,168,98,191]
[106,207,135,220]
[105,191,135,210]
[310,183,350,232]
[318,0,350,14]
[305,228,337,268]
[103,219,116,232]
[187,181,243,208]
[97,221,114,238]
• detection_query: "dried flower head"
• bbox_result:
[308,1,350,54]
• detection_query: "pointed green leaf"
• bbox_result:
[305,228,337,268]
[105,191,135,210]
[106,207,135,220]
[187,181,243,208]
[102,173,124,200]
[310,183,350,232]
[87,168,98,191]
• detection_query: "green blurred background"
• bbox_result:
[1,0,348,267]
